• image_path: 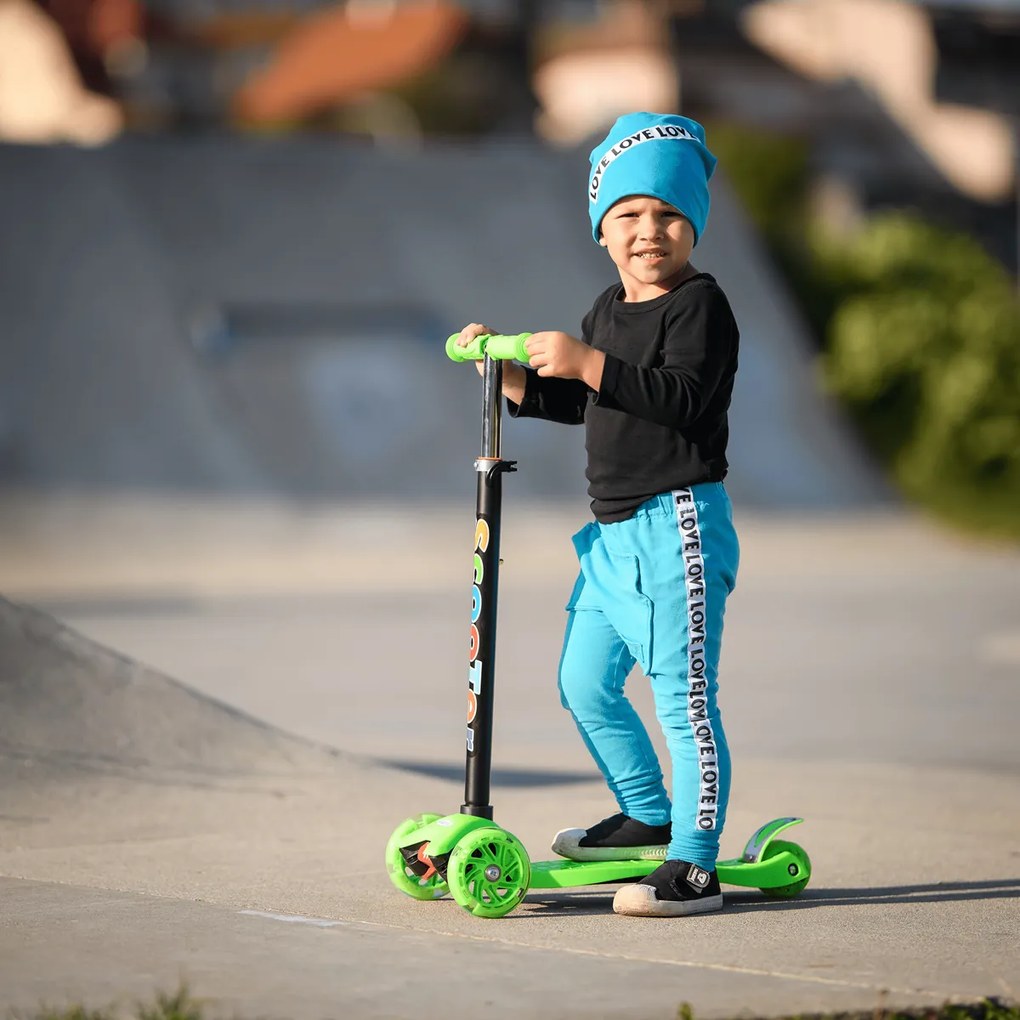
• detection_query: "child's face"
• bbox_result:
[598,196,695,301]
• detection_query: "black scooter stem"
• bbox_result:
[462,357,516,818]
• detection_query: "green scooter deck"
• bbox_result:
[530,840,805,890]
[527,817,808,891]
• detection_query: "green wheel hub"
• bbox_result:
[759,839,812,898]
[447,827,531,918]
[385,813,449,901]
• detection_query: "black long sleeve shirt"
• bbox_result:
[508,273,739,523]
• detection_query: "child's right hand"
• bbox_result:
[453,323,494,376]
[452,323,528,403]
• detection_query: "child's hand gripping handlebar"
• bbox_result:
[446,332,532,363]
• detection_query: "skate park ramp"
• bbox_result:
[0,594,337,787]
[0,135,884,507]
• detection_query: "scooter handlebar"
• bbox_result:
[446,332,532,363]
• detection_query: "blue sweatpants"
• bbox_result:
[557,485,739,868]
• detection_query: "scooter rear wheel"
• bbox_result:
[447,826,531,918]
[759,839,811,898]
[385,813,449,901]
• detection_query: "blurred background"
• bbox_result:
[1,0,1018,539]
[1,0,1018,608]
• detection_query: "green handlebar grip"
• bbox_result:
[446,332,532,363]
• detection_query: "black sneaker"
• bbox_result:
[551,812,671,862]
[613,860,723,916]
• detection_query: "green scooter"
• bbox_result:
[385,332,811,918]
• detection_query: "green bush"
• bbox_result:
[813,213,1020,536]
[707,122,810,233]
[710,120,1019,539]
[707,123,834,336]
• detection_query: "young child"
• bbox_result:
[454,112,740,918]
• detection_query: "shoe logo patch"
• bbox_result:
[687,865,710,889]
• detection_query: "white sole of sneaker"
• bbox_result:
[612,885,724,917]
[551,828,669,862]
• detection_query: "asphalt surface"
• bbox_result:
[1,499,1018,1019]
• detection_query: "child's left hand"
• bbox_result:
[525,332,604,389]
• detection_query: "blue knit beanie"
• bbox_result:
[588,112,717,245]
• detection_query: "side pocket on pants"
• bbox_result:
[604,551,653,676]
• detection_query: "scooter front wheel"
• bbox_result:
[447,827,531,918]
[385,813,450,901]
[759,839,811,898]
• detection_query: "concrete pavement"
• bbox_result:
[1,500,1018,1018]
